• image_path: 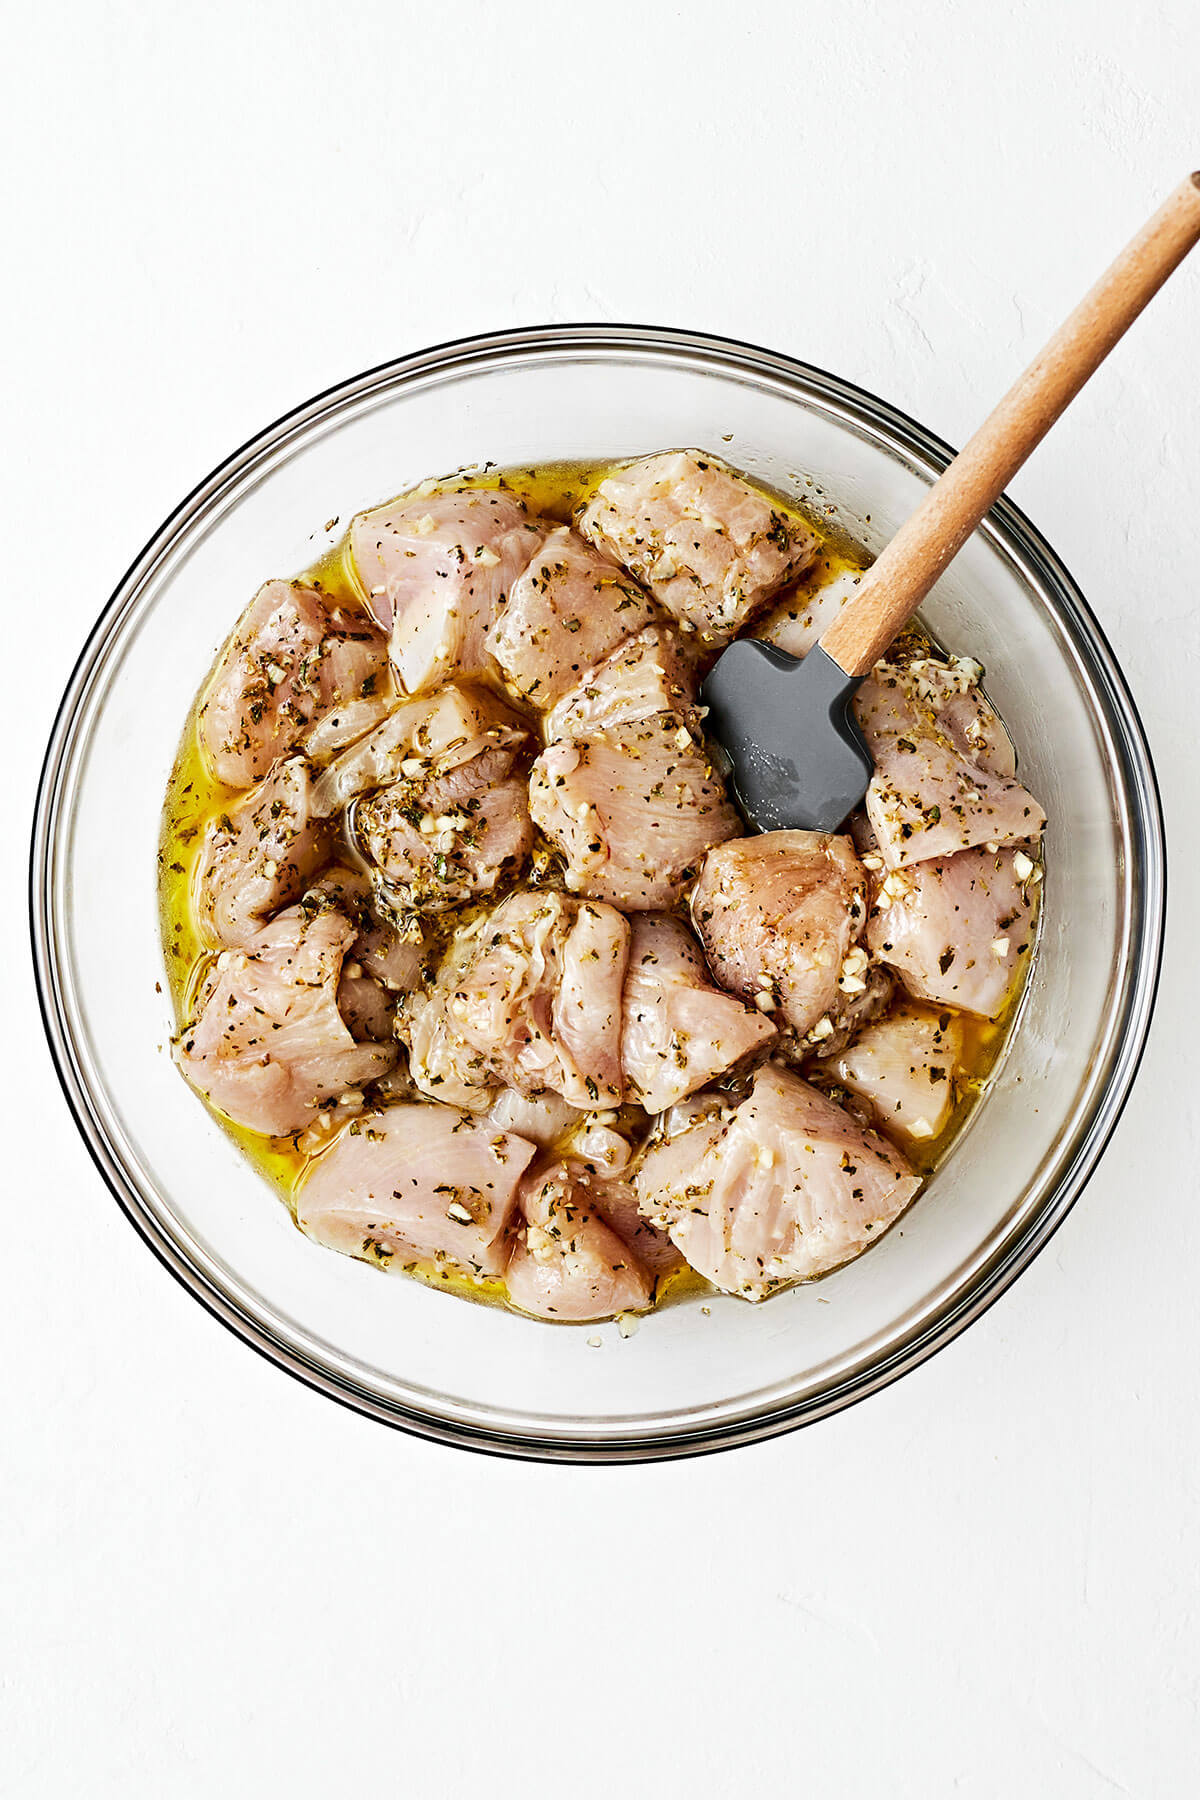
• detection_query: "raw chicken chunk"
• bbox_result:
[335,968,398,1043]
[635,1063,921,1299]
[310,683,529,818]
[691,831,868,1039]
[405,891,630,1110]
[300,866,428,994]
[621,914,776,1112]
[194,756,329,948]
[867,842,1040,1017]
[349,488,543,693]
[578,451,818,646]
[174,905,396,1136]
[855,654,1043,868]
[301,869,427,1055]
[831,1008,965,1143]
[505,1159,654,1321]
[357,771,533,911]
[543,626,698,743]
[529,715,740,909]
[790,962,895,1063]
[296,1105,538,1279]
[565,1113,642,1179]
[583,1174,682,1277]
[757,566,864,661]
[486,1088,584,1147]
[312,684,535,909]
[198,580,390,789]
[483,525,659,706]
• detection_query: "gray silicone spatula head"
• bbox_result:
[700,173,1200,835]
[701,640,873,832]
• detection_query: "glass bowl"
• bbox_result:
[30,325,1164,1462]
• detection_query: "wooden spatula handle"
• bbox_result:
[819,171,1200,678]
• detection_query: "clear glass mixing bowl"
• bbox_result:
[30,326,1164,1461]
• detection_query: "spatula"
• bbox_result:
[702,171,1200,832]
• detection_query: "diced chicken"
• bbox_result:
[635,1062,921,1299]
[529,715,740,910]
[757,565,864,661]
[349,488,544,693]
[194,757,329,948]
[505,1159,654,1321]
[832,1008,965,1143]
[790,963,895,1063]
[310,683,529,818]
[565,1116,640,1179]
[620,914,776,1112]
[543,626,699,743]
[483,525,659,707]
[296,1105,538,1279]
[691,831,868,1039]
[303,695,394,762]
[855,654,1043,868]
[301,865,428,993]
[335,969,397,1042]
[936,689,1016,780]
[198,580,389,788]
[486,1088,584,1147]
[303,872,409,1042]
[578,451,818,647]
[310,685,535,910]
[404,891,630,1111]
[401,923,496,1111]
[867,842,1040,1018]
[583,1174,683,1277]
[174,906,396,1136]
[357,771,533,911]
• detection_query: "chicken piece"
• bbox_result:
[357,772,533,911]
[635,1062,921,1299]
[505,1159,655,1321]
[868,842,1040,1018]
[578,450,818,647]
[198,580,389,788]
[691,831,868,1040]
[404,892,629,1111]
[297,877,409,1041]
[335,969,397,1042]
[786,963,896,1063]
[174,906,396,1136]
[401,922,497,1111]
[855,654,1043,868]
[543,626,699,743]
[583,1173,683,1277]
[530,715,740,910]
[301,866,428,994]
[194,757,329,949]
[349,488,544,693]
[302,695,395,763]
[620,914,776,1112]
[483,525,659,707]
[756,566,865,661]
[310,683,529,818]
[486,1088,584,1147]
[832,1008,965,1144]
[564,1109,647,1179]
[296,1105,537,1279]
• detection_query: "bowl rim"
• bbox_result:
[29,321,1167,1463]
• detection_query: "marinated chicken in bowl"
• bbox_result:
[160,450,1045,1325]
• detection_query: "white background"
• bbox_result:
[4,2,1198,1793]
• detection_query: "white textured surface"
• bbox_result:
[4,2,1198,1793]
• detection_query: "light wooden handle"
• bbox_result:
[820,171,1200,677]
